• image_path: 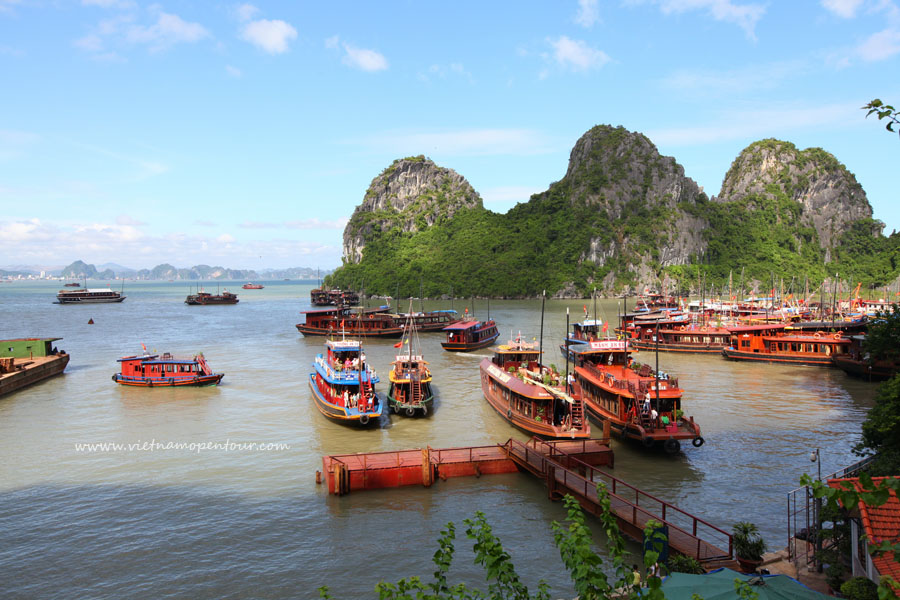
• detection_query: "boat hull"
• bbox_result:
[479,360,590,440]
[721,348,836,367]
[441,331,500,352]
[308,374,382,426]
[582,402,701,451]
[112,373,224,387]
[56,297,125,304]
[629,340,726,354]
[0,353,69,397]
[296,324,404,337]
[387,382,434,417]
[832,356,897,381]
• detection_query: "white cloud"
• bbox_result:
[660,60,806,96]
[234,3,259,22]
[0,0,21,14]
[82,0,136,9]
[821,0,864,18]
[632,0,766,40]
[547,36,610,71]
[419,62,474,84]
[285,218,348,230]
[349,128,556,157]
[240,19,297,54]
[226,64,242,77]
[342,43,388,71]
[856,27,900,60]
[0,218,342,268]
[126,11,210,51]
[645,101,861,146]
[575,0,601,27]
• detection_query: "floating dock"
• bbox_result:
[321,433,734,567]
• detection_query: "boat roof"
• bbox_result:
[443,320,491,331]
[576,319,603,327]
[59,288,119,293]
[726,323,788,332]
[1,337,62,343]
[570,340,628,355]
[765,334,850,343]
[326,339,363,351]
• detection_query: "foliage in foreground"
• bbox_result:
[854,372,900,477]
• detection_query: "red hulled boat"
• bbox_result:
[112,351,224,386]
[441,319,499,351]
[296,305,403,337]
[570,340,703,453]
[722,324,853,367]
[480,338,590,439]
[242,283,264,289]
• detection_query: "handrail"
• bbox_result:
[506,437,732,559]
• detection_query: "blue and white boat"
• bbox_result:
[308,339,382,426]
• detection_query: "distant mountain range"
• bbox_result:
[2,260,331,281]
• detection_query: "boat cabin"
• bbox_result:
[441,319,500,350]
[117,353,211,379]
[323,339,366,372]
[1,338,62,358]
[569,319,604,343]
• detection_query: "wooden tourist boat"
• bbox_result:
[63,282,80,287]
[185,290,239,305]
[441,319,499,351]
[309,339,382,426]
[56,287,125,304]
[0,338,69,397]
[296,305,403,337]
[832,334,898,381]
[242,283,264,289]
[112,350,223,387]
[570,340,703,453]
[480,338,590,439]
[722,324,852,367]
[387,308,434,417]
[629,321,731,354]
[310,288,360,306]
[395,309,461,332]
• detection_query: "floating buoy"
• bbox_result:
[88,318,94,324]
[315,470,322,484]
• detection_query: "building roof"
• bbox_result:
[828,476,900,586]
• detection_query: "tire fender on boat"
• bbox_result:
[507,408,512,419]
[359,414,369,425]
[111,375,117,382]
[664,438,681,454]
[405,406,415,417]
[692,436,705,447]
[641,436,654,448]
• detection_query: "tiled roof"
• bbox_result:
[828,476,900,587]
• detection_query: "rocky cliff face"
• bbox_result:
[548,125,710,286]
[342,156,482,264]
[717,139,879,261]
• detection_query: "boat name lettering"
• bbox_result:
[487,364,511,383]
[590,340,626,350]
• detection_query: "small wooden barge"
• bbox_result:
[309,339,382,426]
[112,351,223,386]
[480,339,590,439]
[571,340,703,453]
[441,319,499,351]
[296,305,403,337]
[0,338,69,397]
[185,290,239,305]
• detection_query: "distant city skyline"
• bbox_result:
[2,0,899,269]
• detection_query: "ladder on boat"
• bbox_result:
[410,381,421,406]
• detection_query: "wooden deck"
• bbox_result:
[321,435,731,565]
[504,437,732,563]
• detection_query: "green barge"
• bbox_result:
[0,338,69,397]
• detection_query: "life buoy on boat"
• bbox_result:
[833,333,841,339]
[641,436,654,448]
[359,414,369,425]
[405,406,415,417]
[813,332,821,338]
[692,436,705,447]
[679,325,686,331]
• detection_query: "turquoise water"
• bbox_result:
[0,281,879,598]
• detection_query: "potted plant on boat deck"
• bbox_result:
[732,521,767,573]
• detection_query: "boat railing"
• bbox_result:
[507,437,733,561]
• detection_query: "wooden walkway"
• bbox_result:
[504,437,732,563]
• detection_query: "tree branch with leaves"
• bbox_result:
[863,99,900,138]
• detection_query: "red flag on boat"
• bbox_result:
[393,340,403,348]
[583,305,587,315]
[602,322,609,332]
[340,320,345,328]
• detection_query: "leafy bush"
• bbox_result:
[840,576,878,600]
[667,553,704,574]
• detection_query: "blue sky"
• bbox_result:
[1,0,899,270]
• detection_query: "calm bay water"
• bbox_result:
[0,281,879,598]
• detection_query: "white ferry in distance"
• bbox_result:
[56,287,126,304]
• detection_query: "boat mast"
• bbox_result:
[655,320,660,414]
[538,290,545,374]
